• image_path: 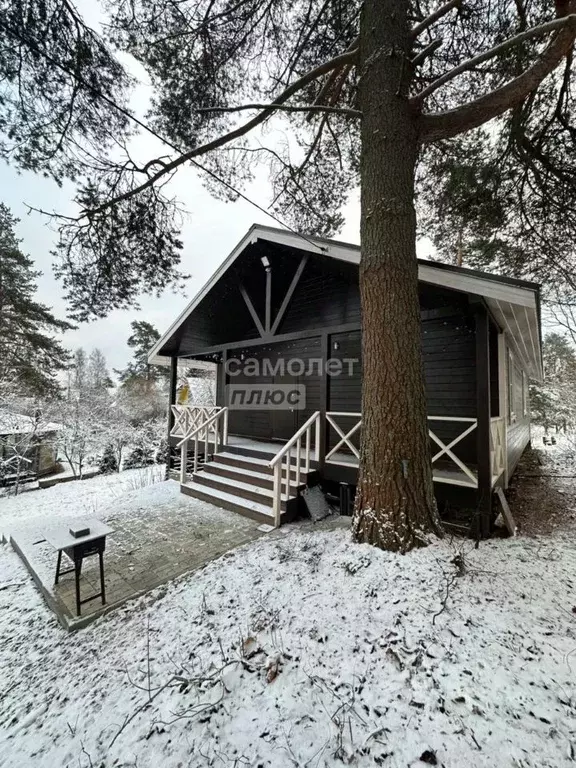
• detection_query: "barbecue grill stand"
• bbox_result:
[44,520,113,617]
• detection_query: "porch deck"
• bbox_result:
[171,406,507,529]
[227,436,503,488]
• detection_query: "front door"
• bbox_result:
[271,374,298,441]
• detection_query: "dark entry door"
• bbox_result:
[271,374,298,441]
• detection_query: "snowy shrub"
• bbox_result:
[123,445,154,469]
[99,444,118,474]
[125,465,165,489]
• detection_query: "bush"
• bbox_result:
[99,444,118,474]
[155,436,168,464]
[123,445,154,470]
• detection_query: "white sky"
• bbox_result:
[0,0,436,377]
[2,158,367,373]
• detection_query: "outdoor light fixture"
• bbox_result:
[260,255,271,271]
[333,341,340,351]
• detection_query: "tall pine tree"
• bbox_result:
[2,1,576,549]
[116,320,168,386]
[0,204,73,398]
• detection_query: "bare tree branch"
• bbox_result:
[307,35,359,120]
[411,0,461,39]
[83,46,359,216]
[196,103,360,117]
[411,39,443,67]
[413,15,576,104]
[420,5,576,142]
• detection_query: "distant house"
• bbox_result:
[149,225,542,538]
[0,412,61,485]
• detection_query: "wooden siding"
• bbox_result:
[506,343,531,475]
[277,257,361,334]
[422,309,477,463]
[225,337,322,441]
[323,309,478,461]
[222,301,479,465]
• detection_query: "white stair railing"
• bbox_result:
[269,411,321,528]
[176,407,229,484]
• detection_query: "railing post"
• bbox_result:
[223,407,229,447]
[284,447,290,501]
[295,438,301,488]
[180,439,188,484]
[194,434,199,473]
[314,413,321,463]
[273,462,282,527]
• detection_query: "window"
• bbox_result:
[522,371,528,417]
[508,349,516,424]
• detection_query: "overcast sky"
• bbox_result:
[2,155,366,374]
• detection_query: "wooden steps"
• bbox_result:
[180,447,315,525]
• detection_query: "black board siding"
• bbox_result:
[225,337,322,441]
[278,259,361,334]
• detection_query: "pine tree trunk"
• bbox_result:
[352,0,443,552]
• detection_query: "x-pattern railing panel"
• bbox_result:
[325,412,361,462]
[428,417,477,486]
[325,412,482,489]
[170,405,220,438]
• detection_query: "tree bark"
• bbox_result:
[352,0,443,552]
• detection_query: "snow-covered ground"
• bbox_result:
[0,465,165,540]
[1,462,576,766]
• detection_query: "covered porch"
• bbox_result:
[169,404,508,531]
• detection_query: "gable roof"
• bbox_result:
[149,224,543,379]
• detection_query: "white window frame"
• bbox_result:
[522,371,528,417]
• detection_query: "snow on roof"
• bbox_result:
[0,412,62,436]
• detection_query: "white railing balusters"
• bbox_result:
[180,439,188,484]
[285,448,291,503]
[269,411,321,528]
[490,416,506,480]
[295,440,302,491]
[273,462,282,526]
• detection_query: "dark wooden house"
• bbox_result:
[150,225,542,536]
